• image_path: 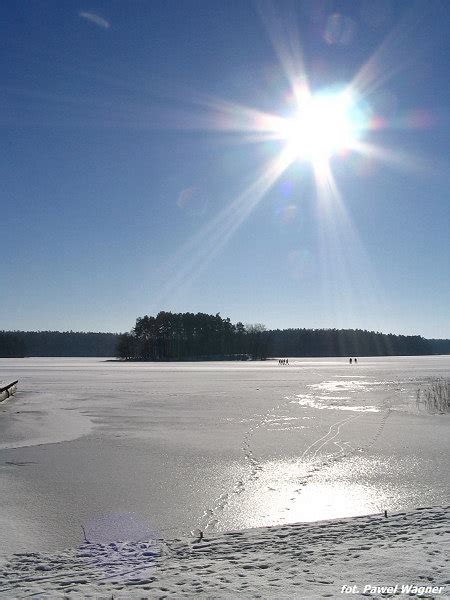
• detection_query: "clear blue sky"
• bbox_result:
[1,0,449,338]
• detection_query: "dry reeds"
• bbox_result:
[416,378,449,414]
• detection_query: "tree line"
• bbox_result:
[270,328,432,357]
[0,332,26,357]
[0,331,119,357]
[116,311,436,360]
[0,318,447,358]
[428,339,450,355]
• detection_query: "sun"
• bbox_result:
[281,89,367,161]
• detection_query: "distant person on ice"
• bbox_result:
[349,358,353,364]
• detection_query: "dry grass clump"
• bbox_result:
[416,378,449,414]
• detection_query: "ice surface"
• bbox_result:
[0,356,449,558]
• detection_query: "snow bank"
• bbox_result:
[1,505,448,598]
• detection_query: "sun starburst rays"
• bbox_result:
[152,147,293,310]
[149,3,439,319]
[155,83,375,307]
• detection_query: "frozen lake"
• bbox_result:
[0,356,449,556]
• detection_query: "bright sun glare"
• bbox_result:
[155,2,440,313]
[282,90,367,161]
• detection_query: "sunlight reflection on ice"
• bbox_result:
[281,377,403,412]
[310,379,379,391]
[223,455,419,531]
[289,394,379,412]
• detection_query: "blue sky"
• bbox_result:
[0,0,449,337]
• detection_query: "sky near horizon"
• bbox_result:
[0,1,449,338]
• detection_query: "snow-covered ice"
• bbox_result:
[0,356,449,597]
[0,506,448,598]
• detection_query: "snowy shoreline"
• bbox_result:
[1,505,448,598]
